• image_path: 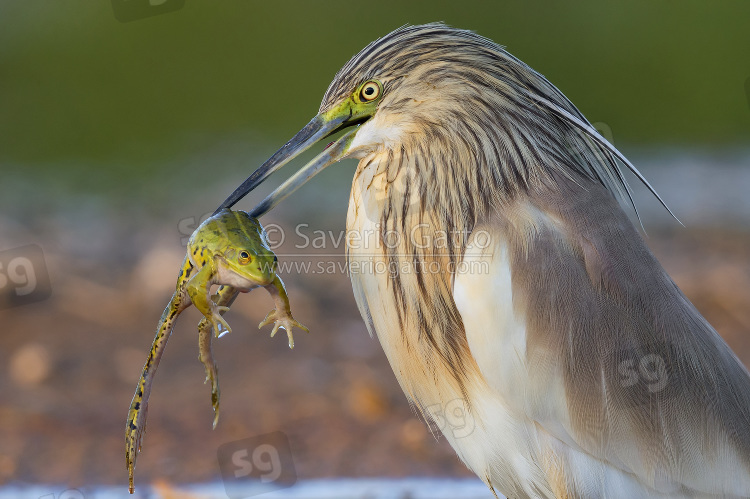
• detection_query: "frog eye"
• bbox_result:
[359,80,381,102]
[238,251,252,264]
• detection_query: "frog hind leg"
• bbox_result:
[198,284,240,429]
[258,275,309,349]
[126,256,194,494]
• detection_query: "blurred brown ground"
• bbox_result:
[0,225,748,488]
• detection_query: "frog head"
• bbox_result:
[190,209,278,290]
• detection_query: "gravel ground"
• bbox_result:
[2,225,748,491]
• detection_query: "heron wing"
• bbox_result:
[457,174,750,496]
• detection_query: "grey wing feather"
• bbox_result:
[511,174,750,495]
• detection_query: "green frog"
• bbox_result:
[125,208,307,494]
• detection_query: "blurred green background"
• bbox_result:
[1,1,749,493]
[2,1,749,200]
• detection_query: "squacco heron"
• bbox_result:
[216,24,750,498]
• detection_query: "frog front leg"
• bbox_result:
[187,260,233,337]
[258,275,308,349]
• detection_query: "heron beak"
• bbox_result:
[215,101,367,217]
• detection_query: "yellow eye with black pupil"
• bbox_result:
[360,81,380,101]
[239,251,251,264]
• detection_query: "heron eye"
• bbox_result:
[239,251,252,264]
[360,81,381,102]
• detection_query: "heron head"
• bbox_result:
[215,23,502,215]
[315,24,486,158]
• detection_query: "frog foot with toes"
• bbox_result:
[259,308,309,349]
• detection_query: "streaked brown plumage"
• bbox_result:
[221,23,750,498]
[339,24,750,498]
